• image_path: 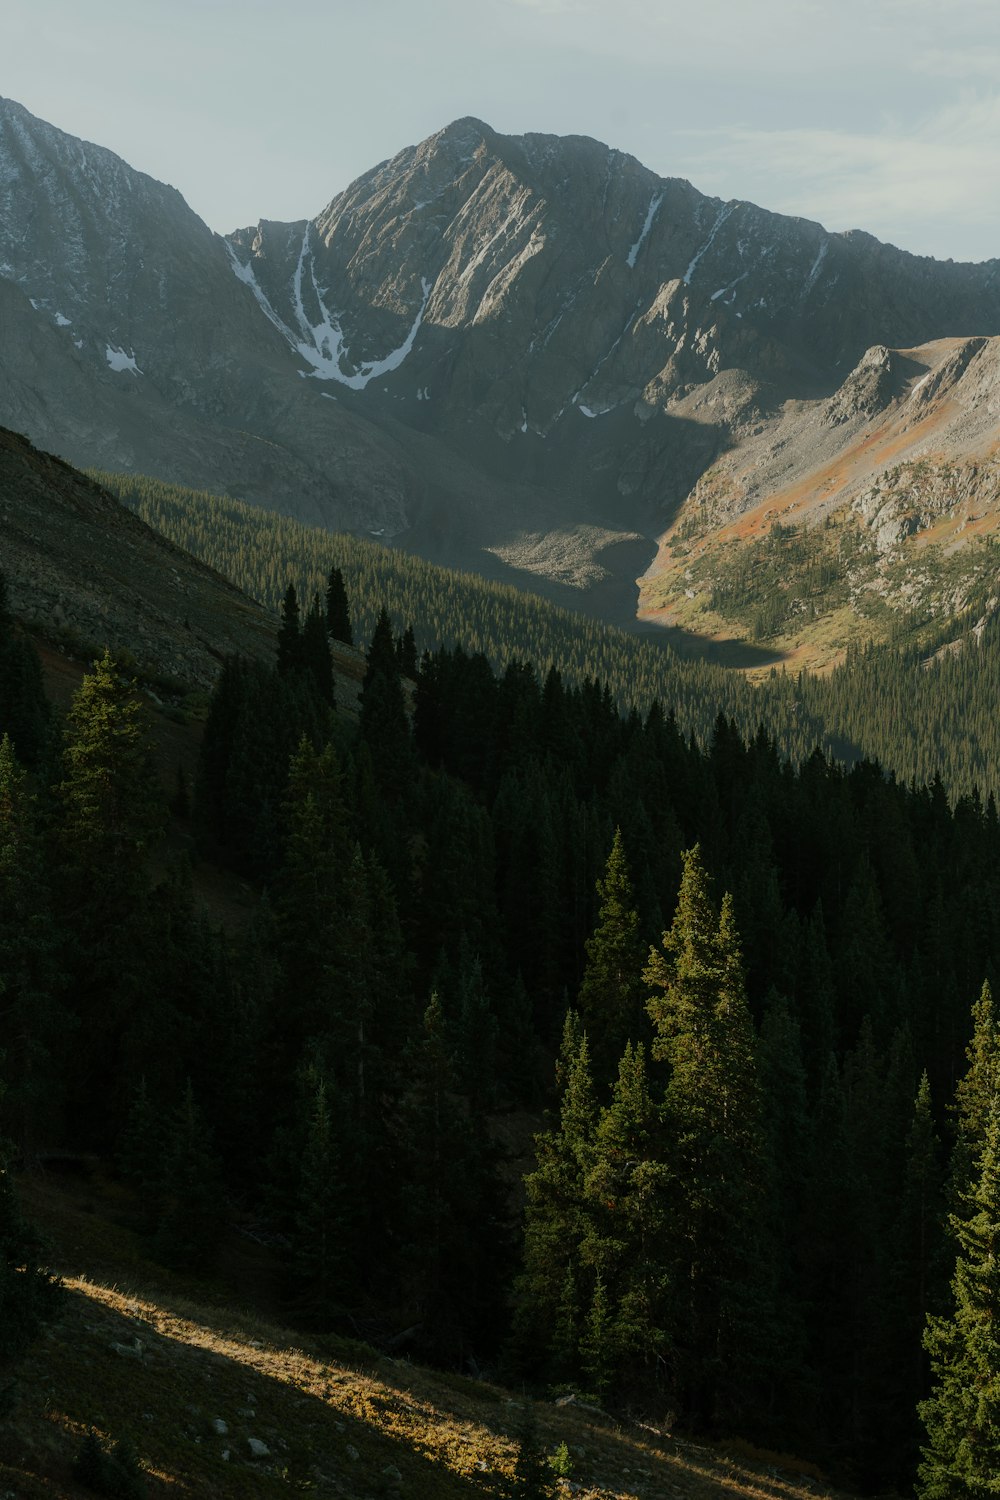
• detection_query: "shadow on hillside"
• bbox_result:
[21,1170,838,1500]
[632,619,789,669]
[32,1277,836,1500]
[39,1280,503,1497]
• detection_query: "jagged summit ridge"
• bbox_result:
[228,115,1000,450]
[2,96,1000,628]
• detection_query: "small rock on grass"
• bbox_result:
[247,1438,271,1458]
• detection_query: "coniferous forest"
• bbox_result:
[4,561,1000,1495]
[97,469,1000,798]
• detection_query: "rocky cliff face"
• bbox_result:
[2,98,999,626]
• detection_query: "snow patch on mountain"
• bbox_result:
[684,202,737,286]
[626,191,663,268]
[105,344,141,374]
[804,239,829,295]
[711,272,749,304]
[228,228,432,389]
[287,229,432,389]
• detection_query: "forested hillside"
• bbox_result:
[3,568,999,1494]
[99,469,1000,797]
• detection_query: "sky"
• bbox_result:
[4,0,999,262]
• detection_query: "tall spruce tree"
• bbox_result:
[277,583,303,675]
[579,1041,670,1398]
[394,991,508,1361]
[302,592,335,706]
[360,611,412,804]
[52,651,164,1138]
[273,737,349,1060]
[950,979,1000,1201]
[919,1100,1000,1496]
[886,1072,944,1485]
[577,828,646,1085]
[55,649,163,871]
[511,1013,597,1380]
[396,624,418,679]
[325,566,353,646]
[644,847,773,1430]
[291,1068,355,1317]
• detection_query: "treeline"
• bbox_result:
[95,469,1000,798]
[3,570,1000,1491]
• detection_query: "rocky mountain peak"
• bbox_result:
[3,101,1000,633]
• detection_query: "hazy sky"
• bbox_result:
[5,0,999,261]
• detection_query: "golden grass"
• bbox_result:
[2,1174,854,1500]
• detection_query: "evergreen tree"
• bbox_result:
[52,652,164,1139]
[72,1428,147,1499]
[396,624,418,679]
[951,979,1000,1201]
[360,611,412,803]
[302,592,334,706]
[580,1042,670,1398]
[325,565,353,646]
[577,828,646,1085]
[55,649,163,871]
[451,948,500,1106]
[277,583,303,674]
[511,1013,597,1379]
[885,1072,945,1484]
[273,737,349,1058]
[364,606,399,689]
[506,1407,557,1499]
[919,1100,1000,1496]
[291,1068,355,1317]
[644,847,773,1430]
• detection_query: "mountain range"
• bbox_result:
[2,94,999,648]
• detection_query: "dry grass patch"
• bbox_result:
[3,1174,857,1500]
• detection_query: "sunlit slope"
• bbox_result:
[640,335,1000,670]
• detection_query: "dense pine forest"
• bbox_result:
[4,556,1000,1496]
[1,558,1000,1494]
[96,471,1000,798]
